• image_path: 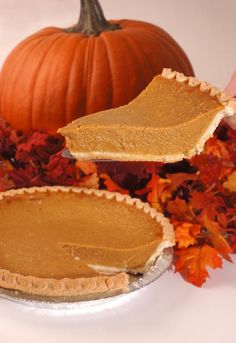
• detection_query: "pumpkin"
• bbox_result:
[0,0,194,133]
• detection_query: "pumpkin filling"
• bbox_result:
[59,70,234,162]
[0,189,164,280]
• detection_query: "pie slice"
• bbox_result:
[59,68,236,162]
[0,186,174,297]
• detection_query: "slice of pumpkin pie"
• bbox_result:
[0,186,174,298]
[59,69,236,162]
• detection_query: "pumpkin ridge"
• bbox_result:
[140,27,191,74]
[123,28,165,74]
[2,35,59,128]
[0,34,52,119]
[83,37,96,114]
[101,31,142,107]
[115,30,147,91]
[30,34,68,131]
[99,34,114,109]
[157,32,193,74]
[120,29,158,76]
[142,25,194,74]
[39,34,79,129]
[64,36,86,124]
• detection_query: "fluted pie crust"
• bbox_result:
[0,186,174,297]
[59,68,236,162]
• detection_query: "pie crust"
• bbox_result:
[0,186,174,297]
[59,68,236,162]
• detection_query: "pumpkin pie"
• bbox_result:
[59,68,236,162]
[0,186,174,297]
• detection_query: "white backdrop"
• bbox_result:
[0,0,236,88]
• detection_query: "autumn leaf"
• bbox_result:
[167,197,195,221]
[99,173,129,194]
[191,154,234,186]
[173,221,201,248]
[167,173,198,188]
[17,132,49,152]
[136,173,173,211]
[200,214,232,261]
[76,161,97,175]
[76,173,99,189]
[175,245,223,287]
[204,136,231,160]
[189,190,225,210]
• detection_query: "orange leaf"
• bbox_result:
[167,173,198,188]
[76,161,97,175]
[204,136,231,160]
[190,190,225,210]
[76,173,99,189]
[100,173,129,195]
[191,154,233,185]
[201,215,232,261]
[167,197,195,221]
[175,245,222,287]
[136,173,173,211]
[174,221,201,248]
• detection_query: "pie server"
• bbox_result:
[62,149,113,162]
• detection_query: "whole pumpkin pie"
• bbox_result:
[59,68,236,162]
[0,186,174,298]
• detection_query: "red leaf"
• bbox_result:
[191,154,234,186]
[136,173,173,211]
[204,136,231,160]
[190,191,226,220]
[174,221,201,248]
[76,173,99,189]
[200,215,232,261]
[76,161,97,175]
[175,245,223,287]
[167,197,195,221]
[100,173,129,194]
[167,173,198,188]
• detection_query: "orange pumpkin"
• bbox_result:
[0,0,194,133]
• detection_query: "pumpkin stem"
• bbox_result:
[66,0,120,35]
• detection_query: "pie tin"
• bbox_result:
[0,248,173,310]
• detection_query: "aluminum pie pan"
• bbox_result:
[0,248,173,310]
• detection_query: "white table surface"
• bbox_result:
[0,1,236,342]
[0,256,235,343]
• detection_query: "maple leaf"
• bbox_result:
[167,173,198,188]
[15,132,63,164]
[17,132,49,153]
[136,173,173,211]
[76,173,99,189]
[173,221,201,248]
[189,190,225,210]
[200,214,232,261]
[44,151,78,186]
[204,136,231,160]
[191,154,234,186]
[175,245,222,287]
[99,173,129,194]
[167,197,195,221]
[76,161,97,175]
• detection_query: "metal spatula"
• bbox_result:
[62,149,113,162]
